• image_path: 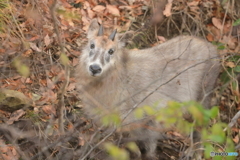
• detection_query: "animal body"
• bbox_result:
[76,19,221,160]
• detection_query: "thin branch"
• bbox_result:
[122,56,220,123]
[225,110,240,131]
[50,0,70,134]
[79,127,117,160]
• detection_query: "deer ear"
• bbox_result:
[117,31,134,47]
[87,19,100,39]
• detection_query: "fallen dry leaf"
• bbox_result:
[28,35,40,42]
[10,146,18,156]
[29,42,41,52]
[38,89,57,104]
[72,57,79,66]
[81,14,89,31]
[163,0,173,17]
[47,77,55,90]
[221,35,237,49]
[212,17,223,30]
[187,1,199,6]
[6,109,25,125]
[119,5,132,10]
[116,21,131,32]
[44,34,51,46]
[23,49,33,57]
[25,78,33,84]
[223,20,232,34]
[93,5,106,12]
[67,82,76,91]
[157,36,166,42]
[233,134,239,143]
[67,122,74,131]
[42,105,56,116]
[206,33,214,42]
[225,61,236,68]
[87,9,95,18]
[78,136,85,146]
[106,5,120,16]
[83,1,90,9]
[0,139,20,160]
[207,24,221,41]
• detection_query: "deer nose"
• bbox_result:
[89,64,102,75]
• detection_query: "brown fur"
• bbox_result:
[76,19,221,159]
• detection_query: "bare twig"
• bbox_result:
[0,124,34,160]
[225,110,240,131]
[50,0,70,134]
[79,127,117,160]
[121,56,220,123]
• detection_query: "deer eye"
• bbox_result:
[108,49,114,55]
[90,44,95,49]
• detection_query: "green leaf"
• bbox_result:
[212,41,225,50]
[19,65,30,77]
[233,65,240,72]
[56,8,80,20]
[143,106,155,115]
[204,143,213,158]
[126,142,139,153]
[231,81,238,91]
[213,154,223,160]
[220,68,233,84]
[226,155,236,160]
[168,117,178,123]
[227,55,240,62]
[101,113,121,126]
[155,113,164,122]
[233,19,240,26]
[209,106,219,118]
[225,138,236,160]
[217,45,225,50]
[168,101,182,109]
[208,135,224,143]
[104,143,129,160]
[13,58,30,77]
[60,53,69,66]
[188,105,203,124]
[211,41,218,45]
[201,128,207,140]
[210,123,226,143]
[111,114,121,126]
[176,120,192,133]
[134,108,144,119]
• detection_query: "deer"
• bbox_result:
[75,19,221,160]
